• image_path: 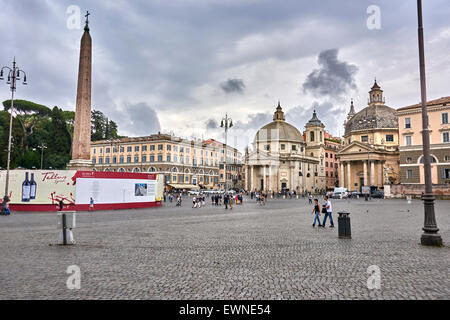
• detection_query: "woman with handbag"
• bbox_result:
[311,199,322,227]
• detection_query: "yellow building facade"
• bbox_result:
[90,133,242,190]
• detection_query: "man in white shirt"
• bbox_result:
[322,196,334,228]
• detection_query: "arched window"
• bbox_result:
[149,167,156,172]
[419,155,437,164]
[184,168,190,173]
[133,168,140,173]
[118,168,125,172]
[172,167,178,173]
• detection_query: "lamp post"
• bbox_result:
[0,58,27,214]
[37,143,47,169]
[417,0,442,246]
[220,113,233,191]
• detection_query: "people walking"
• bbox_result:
[224,194,229,210]
[308,194,313,205]
[322,196,334,228]
[311,199,322,227]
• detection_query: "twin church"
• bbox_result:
[244,81,400,193]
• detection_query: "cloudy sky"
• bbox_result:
[1,0,449,152]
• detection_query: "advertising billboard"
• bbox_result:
[0,170,162,211]
[0,170,77,205]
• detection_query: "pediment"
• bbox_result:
[337,141,372,155]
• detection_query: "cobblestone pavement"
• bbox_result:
[0,197,449,300]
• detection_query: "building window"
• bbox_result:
[265,145,270,151]
[93,148,96,154]
[127,146,132,152]
[105,157,110,164]
[99,158,103,164]
[142,145,147,152]
[173,155,178,163]
[405,118,411,129]
[310,131,315,142]
[325,152,328,158]
[167,154,171,162]
[127,156,131,163]
[150,155,155,162]
[407,170,413,179]
[158,144,163,150]
[92,158,96,164]
[406,157,413,164]
[120,156,124,163]
[443,169,450,179]
[120,147,124,153]
[443,132,450,143]
[134,146,139,152]
[386,134,394,142]
[142,155,147,163]
[405,136,412,146]
[158,154,163,162]
[134,155,139,163]
[150,145,155,151]
[445,156,450,162]
[292,145,296,151]
[113,156,117,164]
[361,136,368,143]
[442,113,448,124]
[281,144,285,150]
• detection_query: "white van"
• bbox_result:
[332,187,348,199]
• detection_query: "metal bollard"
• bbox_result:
[338,211,351,239]
[62,213,67,245]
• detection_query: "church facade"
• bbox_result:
[244,103,335,193]
[336,81,400,191]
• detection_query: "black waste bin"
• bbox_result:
[338,211,351,239]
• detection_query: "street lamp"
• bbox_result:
[417,0,442,246]
[37,143,47,169]
[0,58,27,215]
[220,113,233,191]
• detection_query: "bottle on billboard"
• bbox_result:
[30,173,37,200]
[22,172,31,202]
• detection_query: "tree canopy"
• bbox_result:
[0,100,120,170]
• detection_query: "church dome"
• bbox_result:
[345,104,398,136]
[254,102,304,143]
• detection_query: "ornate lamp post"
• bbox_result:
[0,58,27,215]
[417,0,442,246]
[220,114,233,191]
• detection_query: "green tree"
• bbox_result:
[2,99,51,156]
[0,110,24,169]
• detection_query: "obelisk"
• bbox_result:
[68,11,93,171]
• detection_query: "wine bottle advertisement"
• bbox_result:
[0,170,77,205]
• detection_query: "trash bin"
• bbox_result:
[338,211,351,239]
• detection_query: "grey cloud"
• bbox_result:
[205,118,218,130]
[234,112,272,130]
[303,49,358,99]
[126,102,161,136]
[220,78,246,94]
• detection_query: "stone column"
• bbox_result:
[347,162,351,189]
[379,161,384,186]
[268,165,272,191]
[370,161,375,186]
[363,161,368,186]
[340,162,345,187]
[263,165,267,191]
[250,166,254,191]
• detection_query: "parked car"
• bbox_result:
[371,190,384,199]
[332,191,348,199]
